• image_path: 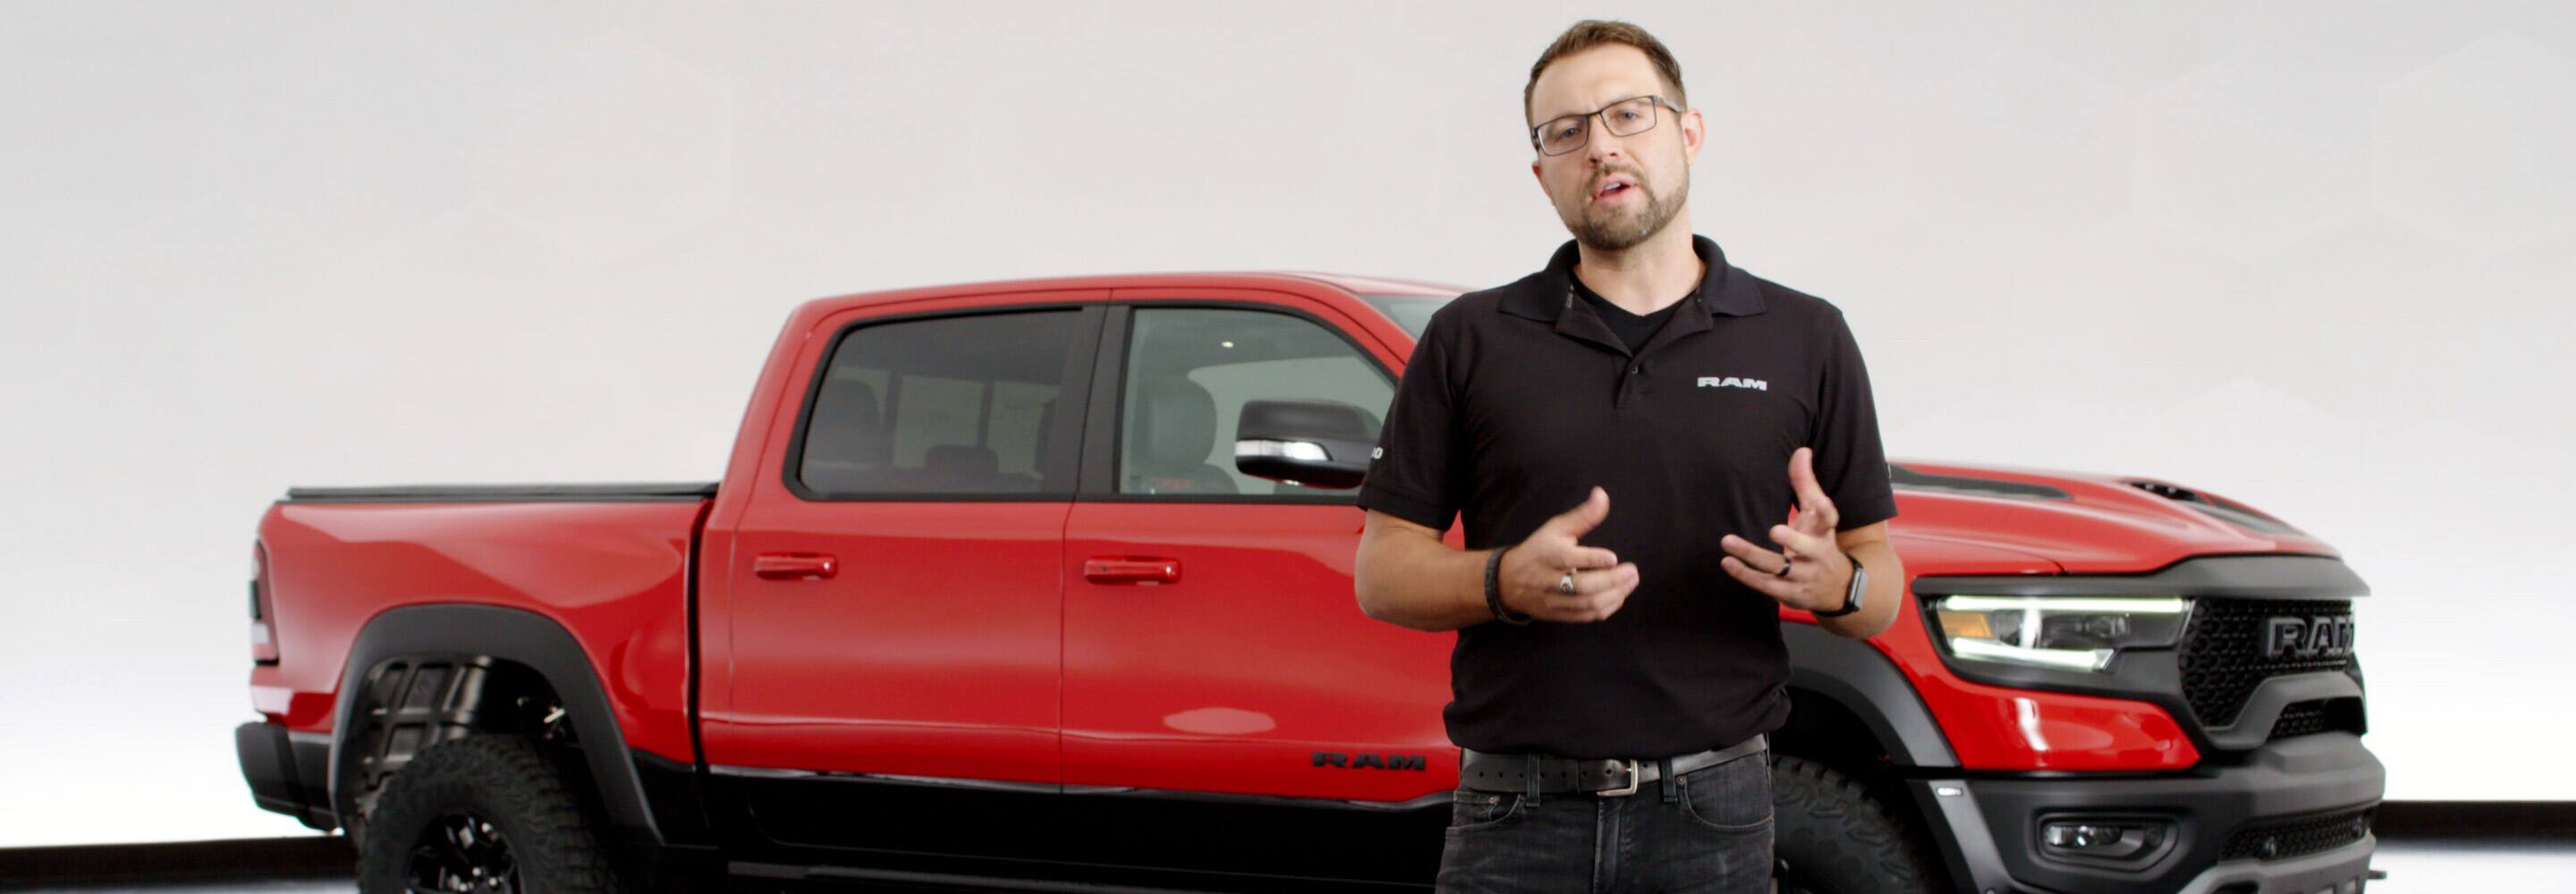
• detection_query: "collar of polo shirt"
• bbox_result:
[1498,234,1768,333]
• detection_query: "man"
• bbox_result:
[1351,19,1905,893]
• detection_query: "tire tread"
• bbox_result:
[1770,755,1942,893]
[355,733,626,894]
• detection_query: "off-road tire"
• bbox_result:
[1770,755,1943,894]
[356,732,627,894]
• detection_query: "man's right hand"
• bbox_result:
[1497,485,1640,623]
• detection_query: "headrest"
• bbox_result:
[1134,375,1217,469]
[806,379,884,464]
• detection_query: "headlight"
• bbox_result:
[1930,595,2192,672]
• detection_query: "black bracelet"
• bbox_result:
[1485,544,1533,625]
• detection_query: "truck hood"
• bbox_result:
[1881,459,2343,575]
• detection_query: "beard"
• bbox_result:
[1563,164,1689,252]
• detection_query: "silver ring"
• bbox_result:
[1557,570,1577,595]
[1775,554,1792,577]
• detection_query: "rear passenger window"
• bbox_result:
[795,308,1088,497]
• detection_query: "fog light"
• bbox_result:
[2039,817,2173,864]
[2046,822,2119,848]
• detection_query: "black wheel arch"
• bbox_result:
[328,603,666,847]
[1781,623,1970,892]
[1782,622,1956,769]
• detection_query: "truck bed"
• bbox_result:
[250,483,715,767]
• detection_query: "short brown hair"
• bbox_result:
[1523,20,1688,127]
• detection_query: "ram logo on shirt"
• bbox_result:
[1697,375,1767,390]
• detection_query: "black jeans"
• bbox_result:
[1435,747,1774,894]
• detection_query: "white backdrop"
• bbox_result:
[3,0,2571,848]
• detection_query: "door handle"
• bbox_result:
[754,552,839,580]
[1084,557,1181,585]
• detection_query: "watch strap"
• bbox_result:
[1486,544,1533,625]
[1812,548,1865,617]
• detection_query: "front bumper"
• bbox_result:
[2171,837,2377,894]
[235,721,336,831]
[1913,732,2383,894]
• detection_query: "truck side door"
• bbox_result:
[1054,290,1455,881]
[705,294,1102,859]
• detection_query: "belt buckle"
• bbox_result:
[1598,759,1640,797]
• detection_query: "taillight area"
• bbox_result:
[250,542,278,663]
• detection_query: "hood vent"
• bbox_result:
[2123,479,2302,536]
[1887,464,2070,500]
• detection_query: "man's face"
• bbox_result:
[1527,44,1703,252]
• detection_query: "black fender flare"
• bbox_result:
[1783,622,1957,767]
[1785,624,1996,890]
[327,603,664,845]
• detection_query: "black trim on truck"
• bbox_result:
[1887,464,2072,501]
[1910,552,2370,602]
[331,604,702,848]
[1783,622,1958,767]
[234,722,335,831]
[708,762,1454,813]
[694,763,1449,890]
[282,483,718,502]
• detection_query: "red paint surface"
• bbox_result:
[252,272,2340,799]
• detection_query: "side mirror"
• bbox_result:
[1233,399,1377,490]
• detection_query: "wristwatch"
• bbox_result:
[1812,549,1867,618]
[1485,544,1533,625]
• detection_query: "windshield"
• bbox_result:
[1358,294,1453,339]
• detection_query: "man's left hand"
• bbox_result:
[1718,446,1850,612]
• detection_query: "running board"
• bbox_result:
[734,861,1238,892]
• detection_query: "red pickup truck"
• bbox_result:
[237,272,2383,894]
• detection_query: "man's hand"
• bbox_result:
[1497,485,1640,623]
[1717,447,1852,612]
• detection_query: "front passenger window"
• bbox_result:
[1117,307,1393,498]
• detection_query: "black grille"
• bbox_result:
[2221,805,2375,861]
[2270,701,2329,738]
[2268,697,2366,739]
[2178,597,2353,728]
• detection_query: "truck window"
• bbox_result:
[796,308,1086,496]
[1358,294,1449,338]
[1115,306,1393,498]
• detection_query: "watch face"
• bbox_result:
[1844,556,1865,611]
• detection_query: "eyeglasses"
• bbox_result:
[1529,95,1681,156]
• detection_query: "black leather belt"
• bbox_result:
[1457,733,1767,796]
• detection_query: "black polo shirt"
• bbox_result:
[1571,274,1684,353]
[1356,233,1899,759]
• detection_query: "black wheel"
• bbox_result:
[358,733,627,894]
[1769,755,1941,894]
